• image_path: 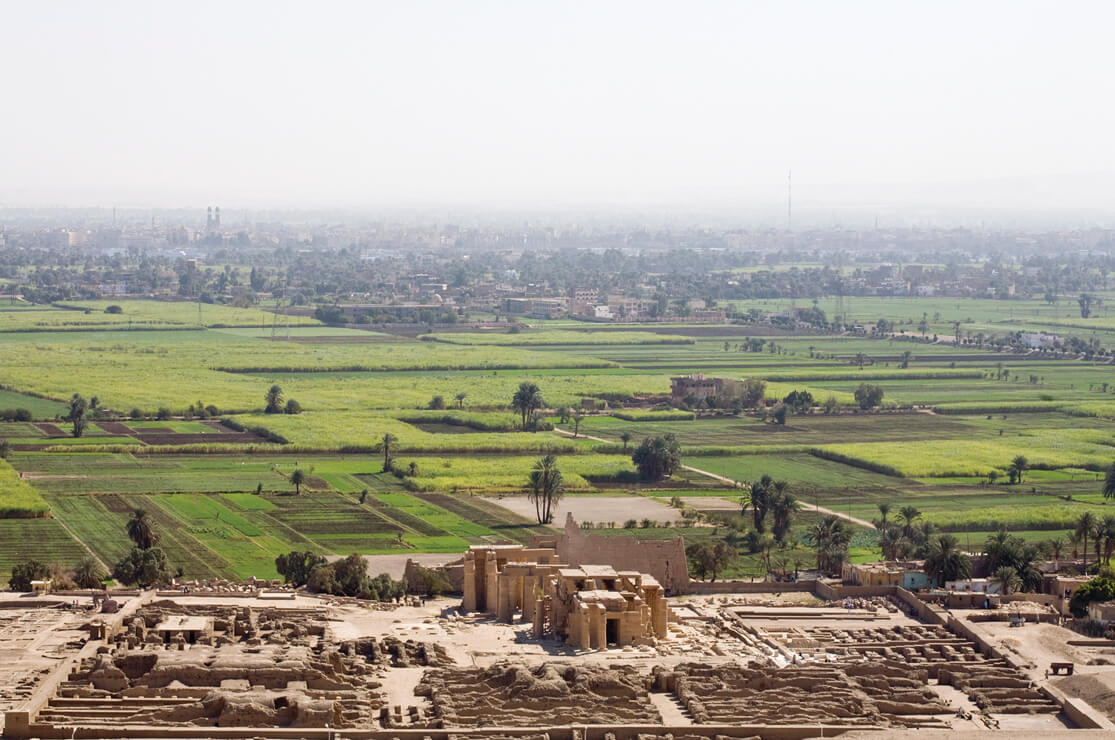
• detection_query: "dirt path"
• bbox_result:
[555,428,876,530]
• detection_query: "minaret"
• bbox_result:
[215,206,221,230]
[207,207,213,230]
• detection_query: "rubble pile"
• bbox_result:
[416,662,662,727]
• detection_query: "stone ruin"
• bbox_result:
[415,662,662,727]
[34,602,451,731]
[656,661,951,729]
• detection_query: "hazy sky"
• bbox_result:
[3,1,1113,211]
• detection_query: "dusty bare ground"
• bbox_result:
[490,494,682,525]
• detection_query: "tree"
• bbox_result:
[265,384,285,414]
[991,565,1022,595]
[284,398,302,414]
[73,555,107,589]
[1103,461,1115,500]
[557,406,571,424]
[853,383,884,409]
[741,475,774,533]
[782,390,814,413]
[104,304,123,314]
[290,468,306,495]
[511,382,545,430]
[877,502,892,535]
[924,534,971,586]
[455,392,468,409]
[1049,537,1065,569]
[275,550,328,587]
[8,560,49,591]
[382,433,397,471]
[811,515,852,573]
[898,505,921,540]
[0,438,9,459]
[1077,511,1098,571]
[113,547,171,587]
[572,409,585,438]
[1079,292,1097,319]
[739,378,767,408]
[631,433,682,482]
[527,454,564,524]
[771,404,788,425]
[428,395,446,410]
[686,541,737,582]
[619,431,632,451]
[126,509,157,549]
[823,395,840,415]
[769,486,798,542]
[1009,455,1028,485]
[68,393,88,438]
[1069,575,1115,617]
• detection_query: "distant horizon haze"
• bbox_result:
[2,1,1113,220]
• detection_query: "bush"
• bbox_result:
[428,395,447,410]
[1070,576,1115,618]
[130,407,144,419]
[0,439,9,459]
[112,547,172,587]
[104,305,123,314]
[8,559,50,591]
[156,407,172,421]
[623,519,637,529]
[0,408,32,422]
[284,399,302,415]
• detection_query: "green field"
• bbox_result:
[2,296,1114,584]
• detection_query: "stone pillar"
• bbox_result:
[462,553,477,613]
[484,553,500,616]
[588,604,607,649]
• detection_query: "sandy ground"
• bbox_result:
[490,495,682,525]
[1052,672,1115,722]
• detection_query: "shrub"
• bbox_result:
[156,407,172,421]
[0,408,32,422]
[428,395,447,410]
[104,305,123,314]
[130,407,144,419]
[8,559,50,591]
[284,399,302,415]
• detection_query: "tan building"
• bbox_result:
[670,374,723,403]
[461,542,669,650]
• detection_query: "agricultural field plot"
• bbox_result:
[818,427,1115,478]
[413,492,554,544]
[563,412,987,448]
[0,299,321,332]
[489,494,682,527]
[0,388,68,418]
[811,481,1110,538]
[0,518,89,583]
[682,453,901,490]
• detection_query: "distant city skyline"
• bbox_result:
[2,1,1113,219]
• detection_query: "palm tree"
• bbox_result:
[265,384,284,414]
[877,502,892,534]
[572,409,585,438]
[924,533,971,586]
[992,565,1022,595]
[126,509,156,549]
[1049,537,1065,570]
[770,488,798,542]
[455,392,467,409]
[1076,512,1097,571]
[73,555,107,589]
[1009,455,1028,484]
[511,382,544,430]
[879,527,903,561]
[811,515,852,573]
[290,468,306,495]
[1101,515,1115,565]
[526,454,564,524]
[381,433,398,471]
[898,505,921,540]
[743,475,774,533]
[1104,461,1115,500]
[619,431,633,451]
